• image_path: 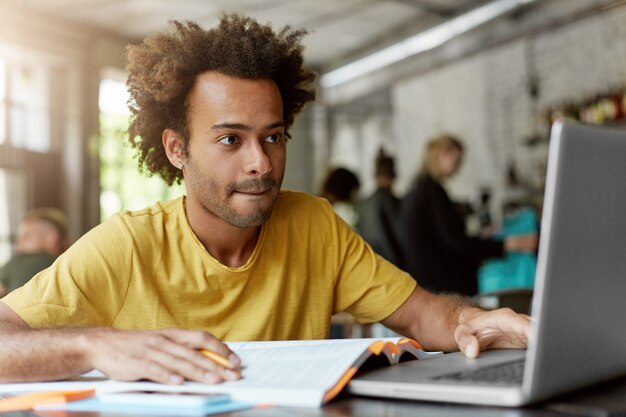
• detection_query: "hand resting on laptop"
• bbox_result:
[381,287,529,357]
[454,307,529,358]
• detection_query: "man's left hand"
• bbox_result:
[454,308,530,358]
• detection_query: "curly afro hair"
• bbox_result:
[125,14,317,185]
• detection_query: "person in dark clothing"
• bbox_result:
[357,149,405,268]
[402,134,536,296]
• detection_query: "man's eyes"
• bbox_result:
[217,133,283,145]
[218,135,238,145]
[265,133,283,144]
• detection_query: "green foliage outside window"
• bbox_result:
[99,112,184,222]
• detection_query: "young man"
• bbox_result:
[0,15,529,386]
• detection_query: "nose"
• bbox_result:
[244,140,272,176]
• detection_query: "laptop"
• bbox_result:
[348,120,626,406]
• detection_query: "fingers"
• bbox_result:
[148,329,242,383]
[86,328,241,385]
[454,323,480,358]
[129,359,186,385]
[499,311,530,349]
[454,308,531,358]
[141,337,231,384]
[163,329,241,379]
[160,328,242,371]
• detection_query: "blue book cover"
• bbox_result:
[35,395,254,416]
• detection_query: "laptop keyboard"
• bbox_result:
[432,359,525,385]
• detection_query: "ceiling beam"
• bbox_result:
[294,0,379,29]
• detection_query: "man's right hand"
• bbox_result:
[82,327,241,384]
[0,301,240,384]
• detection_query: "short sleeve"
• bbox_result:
[2,215,134,328]
[332,214,416,323]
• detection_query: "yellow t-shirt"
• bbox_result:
[3,191,416,340]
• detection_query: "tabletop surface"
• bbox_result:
[3,375,626,417]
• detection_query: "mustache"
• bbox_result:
[227,177,277,194]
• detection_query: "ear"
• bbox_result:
[162,129,184,168]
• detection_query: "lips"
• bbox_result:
[235,187,271,195]
[228,178,276,196]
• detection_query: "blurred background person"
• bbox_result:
[321,166,362,337]
[321,167,361,228]
[402,134,536,296]
[0,208,68,297]
[356,149,405,269]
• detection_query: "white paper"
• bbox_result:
[0,337,417,407]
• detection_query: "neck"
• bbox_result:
[184,197,261,268]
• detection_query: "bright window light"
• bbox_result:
[0,169,9,265]
[99,79,130,114]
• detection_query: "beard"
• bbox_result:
[223,177,280,227]
[185,166,283,229]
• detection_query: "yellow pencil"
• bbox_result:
[200,349,235,369]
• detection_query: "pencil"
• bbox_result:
[200,349,235,369]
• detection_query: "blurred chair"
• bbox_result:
[330,313,373,338]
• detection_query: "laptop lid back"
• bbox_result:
[525,121,626,402]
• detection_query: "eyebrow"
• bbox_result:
[211,121,286,132]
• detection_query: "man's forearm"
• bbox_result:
[412,292,481,351]
[0,325,93,383]
[382,287,483,352]
[0,302,243,385]
[383,286,530,356]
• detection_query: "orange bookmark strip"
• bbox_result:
[398,338,424,350]
[368,341,400,355]
[0,389,95,412]
[323,367,358,403]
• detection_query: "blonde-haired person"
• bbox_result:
[0,208,68,296]
[402,134,536,296]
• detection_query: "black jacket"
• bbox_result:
[402,175,503,296]
[356,188,405,269]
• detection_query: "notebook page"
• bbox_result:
[0,338,406,407]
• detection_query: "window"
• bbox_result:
[0,57,6,144]
[0,169,9,264]
[0,46,66,261]
[9,64,50,152]
[0,168,27,264]
[0,50,52,152]
[99,78,184,221]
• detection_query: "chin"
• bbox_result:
[229,211,272,228]
[230,204,275,228]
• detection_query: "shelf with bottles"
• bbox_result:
[544,85,626,127]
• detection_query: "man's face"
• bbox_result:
[182,72,286,228]
[437,148,463,178]
[15,219,57,254]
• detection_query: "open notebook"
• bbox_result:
[0,337,437,408]
[348,121,626,406]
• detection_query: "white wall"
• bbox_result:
[324,2,626,224]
